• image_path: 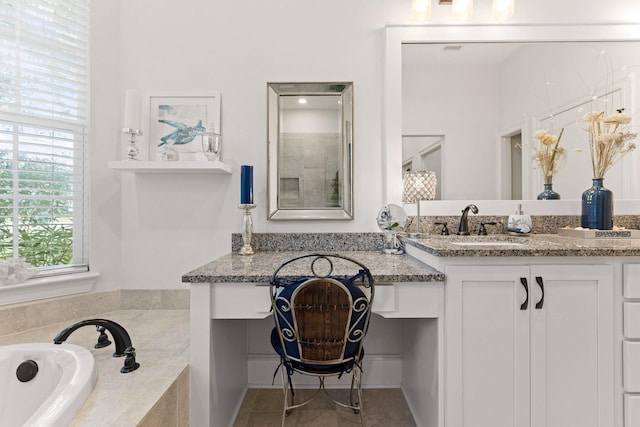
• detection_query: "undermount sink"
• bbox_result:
[450,241,525,247]
[414,234,566,251]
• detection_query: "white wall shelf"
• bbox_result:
[108,160,232,174]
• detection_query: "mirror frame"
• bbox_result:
[267,82,354,220]
[384,23,640,215]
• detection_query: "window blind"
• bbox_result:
[0,0,89,274]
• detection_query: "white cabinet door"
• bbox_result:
[445,263,615,427]
[445,265,531,427]
[529,265,614,427]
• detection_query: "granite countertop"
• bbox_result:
[404,233,640,257]
[182,251,444,283]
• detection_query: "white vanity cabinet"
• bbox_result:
[623,263,640,426]
[444,263,614,427]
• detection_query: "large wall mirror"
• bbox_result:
[384,24,640,215]
[268,82,353,220]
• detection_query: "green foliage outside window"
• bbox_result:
[0,151,74,267]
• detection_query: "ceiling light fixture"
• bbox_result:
[451,0,473,20]
[419,0,514,21]
[298,98,307,105]
[491,0,514,20]
[411,0,432,21]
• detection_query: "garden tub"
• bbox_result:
[0,343,96,426]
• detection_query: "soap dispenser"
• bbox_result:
[507,204,532,235]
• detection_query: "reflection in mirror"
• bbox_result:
[402,135,443,199]
[267,82,353,220]
[382,23,640,215]
[402,41,640,201]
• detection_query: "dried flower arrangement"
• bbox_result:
[532,128,566,184]
[581,109,637,178]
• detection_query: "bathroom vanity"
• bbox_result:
[404,234,640,427]
[182,247,444,427]
[183,233,640,427]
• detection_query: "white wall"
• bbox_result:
[403,62,501,199]
[88,2,122,292]
[88,0,640,290]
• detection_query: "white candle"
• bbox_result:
[123,89,140,130]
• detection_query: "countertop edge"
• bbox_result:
[181,251,444,284]
[403,235,640,257]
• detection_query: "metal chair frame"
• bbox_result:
[269,253,375,426]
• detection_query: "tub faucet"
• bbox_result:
[53,319,140,373]
[457,204,479,235]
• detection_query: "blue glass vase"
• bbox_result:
[537,183,560,200]
[581,178,613,230]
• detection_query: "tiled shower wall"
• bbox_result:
[279,133,341,208]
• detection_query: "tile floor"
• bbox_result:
[233,388,416,427]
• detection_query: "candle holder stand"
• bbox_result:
[238,204,256,255]
[122,127,143,161]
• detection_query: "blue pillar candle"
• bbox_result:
[240,165,254,204]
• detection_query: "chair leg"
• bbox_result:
[349,369,359,411]
[280,367,294,426]
[281,370,364,425]
[357,370,364,425]
[350,368,364,425]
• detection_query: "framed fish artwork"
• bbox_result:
[143,91,221,161]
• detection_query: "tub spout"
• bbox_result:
[53,319,140,373]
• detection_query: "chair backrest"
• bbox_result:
[270,254,374,366]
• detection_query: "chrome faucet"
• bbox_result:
[53,319,140,373]
[457,204,479,235]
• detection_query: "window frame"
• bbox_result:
[0,0,90,277]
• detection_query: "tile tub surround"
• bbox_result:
[0,289,189,337]
[138,365,189,427]
[182,250,444,283]
[404,233,640,257]
[0,309,189,427]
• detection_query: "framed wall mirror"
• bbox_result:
[384,24,640,215]
[267,82,354,220]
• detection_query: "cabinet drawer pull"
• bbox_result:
[520,277,529,310]
[535,276,545,309]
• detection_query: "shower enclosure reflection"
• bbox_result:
[267,82,353,220]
